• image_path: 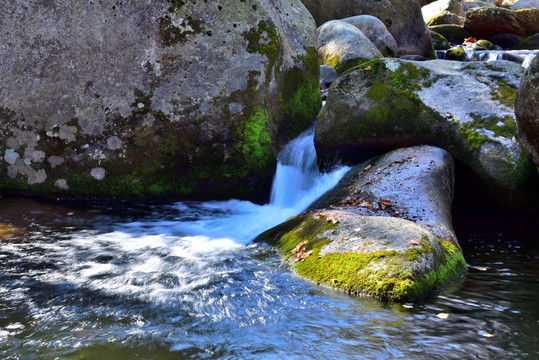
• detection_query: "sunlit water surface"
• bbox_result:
[1,128,538,359]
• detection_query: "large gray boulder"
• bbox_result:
[515,55,539,168]
[422,0,464,24]
[315,58,537,206]
[317,20,383,73]
[464,7,539,39]
[257,145,467,301]
[0,0,320,201]
[341,15,399,57]
[300,0,435,57]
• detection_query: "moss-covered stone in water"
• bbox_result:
[474,39,496,50]
[446,46,466,61]
[431,31,451,50]
[260,215,467,301]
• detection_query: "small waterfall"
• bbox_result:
[270,126,319,207]
[160,125,350,243]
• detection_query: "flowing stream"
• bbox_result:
[435,49,538,67]
[1,128,538,359]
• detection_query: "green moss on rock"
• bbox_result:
[445,46,467,61]
[258,215,467,301]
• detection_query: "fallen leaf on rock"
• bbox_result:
[364,164,372,171]
[469,266,487,272]
[409,239,421,246]
[292,241,308,255]
[294,249,313,262]
[403,304,413,309]
[364,65,372,71]
[340,237,349,242]
[437,313,450,319]
[378,199,392,209]
[327,216,339,224]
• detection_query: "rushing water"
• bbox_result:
[435,49,538,67]
[1,129,538,359]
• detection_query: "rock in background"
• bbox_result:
[0,0,320,201]
[300,0,435,57]
[317,20,382,73]
[315,58,537,207]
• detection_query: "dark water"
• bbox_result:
[0,196,538,360]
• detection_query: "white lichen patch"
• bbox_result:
[106,136,123,150]
[23,149,46,163]
[90,167,106,180]
[54,179,69,190]
[4,149,19,165]
[27,169,47,184]
[384,58,401,72]
[48,156,64,168]
[228,102,243,114]
[58,125,78,143]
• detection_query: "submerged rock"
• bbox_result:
[257,146,467,301]
[317,20,382,73]
[0,0,320,201]
[515,55,539,168]
[315,58,537,206]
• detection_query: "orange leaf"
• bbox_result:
[409,239,420,246]
[378,199,392,209]
[292,241,308,254]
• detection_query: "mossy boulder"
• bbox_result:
[515,55,539,168]
[256,145,467,301]
[0,0,321,202]
[317,20,383,74]
[445,45,467,60]
[514,33,539,49]
[430,30,452,50]
[429,24,470,43]
[300,0,435,57]
[315,58,537,206]
[464,7,539,39]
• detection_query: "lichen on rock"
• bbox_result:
[0,0,321,201]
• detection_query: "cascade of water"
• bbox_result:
[152,125,350,243]
[269,126,319,207]
[436,49,538,67]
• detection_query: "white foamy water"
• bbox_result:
[435,49,538,68]
[1,125,349,315]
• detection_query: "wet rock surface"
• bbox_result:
[257,145,467,301]
[515,55,539,168]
